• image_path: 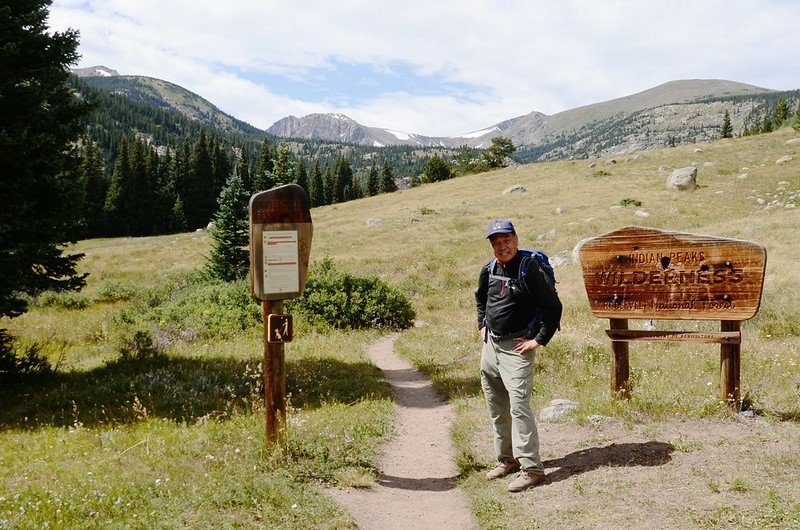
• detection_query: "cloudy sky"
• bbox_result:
[49,0,799,137]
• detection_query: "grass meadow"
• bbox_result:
[1,128,799,528]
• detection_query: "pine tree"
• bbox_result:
[793,102,800,132]
[104,137,132,235]
[332,156,355,203]
[253,138,274,192]
[422,155,453,182]
[309,160,325,207]
[77,139,108,237]
[205,172,250,282]
[129,137,152,235]
[235,148,252,193]
[762,113,773,134]
[720,109,733,139]
[211,138,231,199]
[366,160,379,196]
[296,158,309,195]
[483,136,516,168]
[186,129,215,229]
[0,0,91,322]
[379,161,398,194]
[272,141,295,186]
[773,98,789,127]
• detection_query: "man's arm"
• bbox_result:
[475,264,490,330]
[523,260,563,346]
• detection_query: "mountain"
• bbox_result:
[268,79,791,161]
[73,66,797,164]
[77,72,264,138]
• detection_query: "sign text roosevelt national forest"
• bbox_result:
[579,226,767,321]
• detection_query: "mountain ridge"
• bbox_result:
[73,66,796,161]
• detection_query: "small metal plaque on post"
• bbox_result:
[267,314,293,343]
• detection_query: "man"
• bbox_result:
[475,219,562,492]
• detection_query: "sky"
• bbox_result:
[49,0,800,137]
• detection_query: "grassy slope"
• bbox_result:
[1,129,798,528]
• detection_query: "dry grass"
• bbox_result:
[1,128,798,528]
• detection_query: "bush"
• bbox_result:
[620,198,643,207]
[34,291,90,310]
[288,258,416,330]
[94,281,137,302]
[0,330,52,379]
[110,274,262,347]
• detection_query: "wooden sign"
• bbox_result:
[249,184,313,301]
[579,226,766,320]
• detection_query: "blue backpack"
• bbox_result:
[487,248,557,291]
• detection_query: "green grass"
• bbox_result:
[2,127,800,528]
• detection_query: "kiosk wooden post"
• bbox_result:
[249,184,312,446]
[579,227,766,409]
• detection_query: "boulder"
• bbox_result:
[502,184,527,195]
[666,166,697,191]
[539,399,579,422]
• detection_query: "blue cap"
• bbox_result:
[486,219,515,238]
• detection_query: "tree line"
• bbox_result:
[75,131,401,238]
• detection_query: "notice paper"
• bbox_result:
[262,230,299,294]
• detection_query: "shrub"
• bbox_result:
[34,291,90,310]
[288,258,416,330]
[111,276,261,344]
[620,198,643,207]
[94,281,137,302]
[0,330,52,379]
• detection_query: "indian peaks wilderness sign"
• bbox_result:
[579,226,767,322]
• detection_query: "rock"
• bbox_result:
[537,228,556,241]
[572,237,594,265]
[550,252,571,267]
[635,209,650,218]
[555,206,565,214]
[502,185,527,195]
[666,166,697,191]
[365,217,382,226]
[786,138,800,145]
[539,399,579,422]
[775,155,793,165]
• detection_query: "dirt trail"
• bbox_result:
[327,334,476,529]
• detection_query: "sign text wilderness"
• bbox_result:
[580,227,766,320]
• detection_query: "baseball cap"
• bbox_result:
[486,219,515,238]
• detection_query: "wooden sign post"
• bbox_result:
[249,184,312,446]
[579,226,766,408]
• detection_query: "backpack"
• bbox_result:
[487,248,557,291]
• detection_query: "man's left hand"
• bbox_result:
[513,338,540,354]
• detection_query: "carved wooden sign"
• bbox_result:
[579,226,766,320]
[249,184,313,301]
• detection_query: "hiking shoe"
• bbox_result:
[507,470,546,492]
[485,460,520,480]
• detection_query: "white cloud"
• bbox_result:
[49,0,800,136]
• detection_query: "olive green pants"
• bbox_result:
[480,335,543,473]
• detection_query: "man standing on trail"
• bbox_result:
[475,219,562,492]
